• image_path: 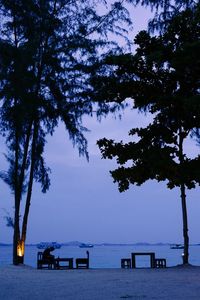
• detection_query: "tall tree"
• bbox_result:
[0,0,132,265]
[96,4,200,264]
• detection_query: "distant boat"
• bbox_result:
[37,242,62,249]
[170,244,184,249]
[79,243,94,248]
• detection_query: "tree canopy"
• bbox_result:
[0,0,133,264]
[0,0,199,265]
[97,3,200,264]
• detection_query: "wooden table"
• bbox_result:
[55,258,73,269]
[131,252,155,268]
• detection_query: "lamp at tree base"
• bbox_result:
[17,241,25,264]
[182,252,185,264]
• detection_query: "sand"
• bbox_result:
[0,264,200,299]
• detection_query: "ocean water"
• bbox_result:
[1,245,200,268]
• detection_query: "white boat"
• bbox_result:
[170,244,184,249]
[79,243,94,248]
[37,242,62,249]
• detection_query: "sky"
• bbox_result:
[0,4,200,245]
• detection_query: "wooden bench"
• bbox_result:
[37,252,55,269]
[121,258,131,269]
[76,251,89,269]
[154,258,166,268]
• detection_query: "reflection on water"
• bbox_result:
[0,245,200,268]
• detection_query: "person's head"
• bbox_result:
[50,247,55,252]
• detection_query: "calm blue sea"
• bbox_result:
[1,245,200,268]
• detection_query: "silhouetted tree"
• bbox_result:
[97,4,200,264]
[129,0,198,32]
[0,0,132,265]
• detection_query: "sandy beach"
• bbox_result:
[0,264,200,299]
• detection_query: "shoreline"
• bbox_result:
[0,264,200,299]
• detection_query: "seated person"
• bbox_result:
[42,246,55,263]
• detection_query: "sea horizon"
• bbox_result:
[1,244,200,269]
[1,241,200,246]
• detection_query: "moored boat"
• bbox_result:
[37,242,62,249]
[79,243,94,248]
[170,244,184,249]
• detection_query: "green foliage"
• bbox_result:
[3,209,14,228]
[97,3,200,192]
[0,0,133,193]
[97,3,200,264]
[0,0,134,264]
[127,0,198,32]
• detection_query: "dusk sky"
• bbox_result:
[0,4,200,245]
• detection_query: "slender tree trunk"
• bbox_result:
[13,200,20,265]
[178,126,189,265]
[12,4,21,265]
[13,134,21,265]
[13,122,33,264]
[20,121,38,264]
[180,183,189,264]
[18,122,33,194]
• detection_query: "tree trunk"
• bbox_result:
[13,203,20,265]
[13,110,21,265]
[12,7,25,265]
[13,122,33,264]
[180,183,189,264]
[20,121,38,264]
[178,126,189,265]
[18,121,33,195]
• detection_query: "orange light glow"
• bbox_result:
[17,241,24,257]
